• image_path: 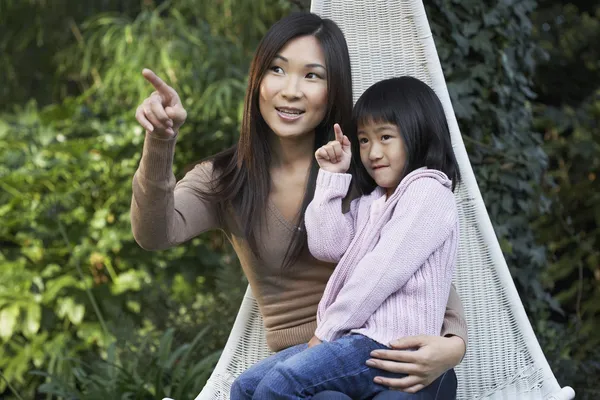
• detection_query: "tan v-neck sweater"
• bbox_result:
[131,133,468,351]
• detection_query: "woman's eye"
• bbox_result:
[359,138,368,144]
[306,72,322,79]
[381,134,392,141]
[270,66,284,74]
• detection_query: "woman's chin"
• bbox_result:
[270,127,315,141]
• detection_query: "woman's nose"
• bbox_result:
[281,76,302,99]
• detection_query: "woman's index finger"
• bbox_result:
[142,68,171,95]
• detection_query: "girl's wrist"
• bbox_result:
[320,167,348,174]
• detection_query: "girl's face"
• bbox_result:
[357,121,407,197]
[259,35,328,141]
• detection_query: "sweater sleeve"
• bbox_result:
[130,132,221,251]
[441,284,468,348]
[315,177,457,342]
[305,169,357,263]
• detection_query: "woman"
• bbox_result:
[132,12,466,398]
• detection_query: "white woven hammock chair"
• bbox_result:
[173,1,577,399]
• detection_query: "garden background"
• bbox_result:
[0,0,598,398]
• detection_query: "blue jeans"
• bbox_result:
[311,370,457,400]
[230,334,457,400]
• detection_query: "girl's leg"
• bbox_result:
[230,343,307,400]
[252,334,401,399]
[371,369,457,400]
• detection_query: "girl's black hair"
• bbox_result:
[200,12,353,268]
[350,76,461,193]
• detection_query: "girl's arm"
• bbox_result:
[131,133,221,251]
[305,169,358,263]
[315,177,457,342]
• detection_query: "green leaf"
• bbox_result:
[56,297,85,325]
[0,304,20,340]
[69,303,85,325]
[110,270,146,295]
[43,275,82,303]
[23,302,41,337]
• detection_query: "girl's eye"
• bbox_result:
[306,72,322,79]
[270,66,284,74]
[381,134,392,141]
[359,138,368,144]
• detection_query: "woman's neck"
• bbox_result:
[269,133,314,171]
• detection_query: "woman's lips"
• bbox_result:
[276,107,304,122]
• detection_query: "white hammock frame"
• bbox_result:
[169,1,577,399]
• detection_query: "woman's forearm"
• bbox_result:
[131,133,220,250]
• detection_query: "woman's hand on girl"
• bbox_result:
[366,335,465,393]
[315,123,352,173]
[135,68,187,139]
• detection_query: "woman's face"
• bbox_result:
[259,35,328,141]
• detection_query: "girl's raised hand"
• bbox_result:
[315,123,352,173]
[135,69,187,139]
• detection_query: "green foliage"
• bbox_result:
[0,0,143,111]
[426,0,552,313]
[0,96,247,397]
[0,0,598,398]
[426,0,599,395]
[0,0,296,397]
[34,328,221,400]
[531,2,600,397]
[53,0,296,163]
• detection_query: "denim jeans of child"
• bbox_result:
[230,334,457,400]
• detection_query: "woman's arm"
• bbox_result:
[305,169,357,263]
[131,132,221,251]
[441,284,468,347]
[131,69,221,251]
[366,282,468,392]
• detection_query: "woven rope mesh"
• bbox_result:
[195,1,565,399]
[197,289,274,399]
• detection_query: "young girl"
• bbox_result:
[231,76,461,400]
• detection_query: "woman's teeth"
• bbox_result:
[276,108,304,121]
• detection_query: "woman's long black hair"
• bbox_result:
[200,12,353,268]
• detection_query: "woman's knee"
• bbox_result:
[432,369,457,400]
[372,390,433,400]
[372,369,457,400]
[311,391,353,400]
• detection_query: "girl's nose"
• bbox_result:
[369,144,383,160]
